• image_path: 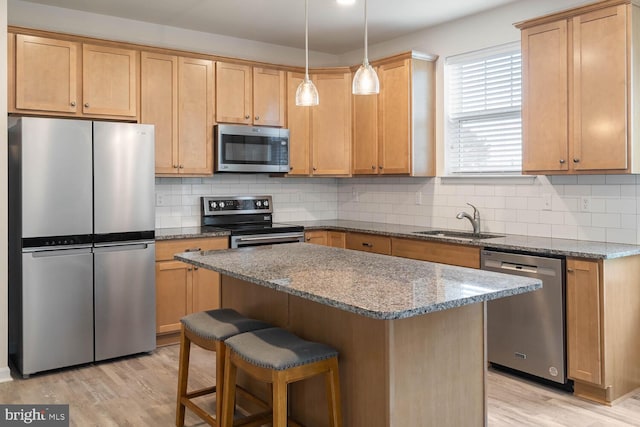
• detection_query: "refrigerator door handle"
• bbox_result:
[93,241,154,252]
[26,247,93,257]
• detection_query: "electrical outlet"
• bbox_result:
[156,193,164,206]
[580,196,591,212]
[415,192,422,205]
[542,194,552,211]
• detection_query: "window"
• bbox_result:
[445,42,522,175]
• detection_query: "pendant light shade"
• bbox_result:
[296,0,319,106]
[352,0,379,95]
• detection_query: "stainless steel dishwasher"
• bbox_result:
[482,249,568,386]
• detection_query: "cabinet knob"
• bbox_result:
[289,166,293,171]
[573,158,580,163]
[379,165,384,170]
[313,167,317,171]
[371,165,376,170]
[194,267,198,271]
[84,103,90,108]
[362,242,373,248]
[70,101,76,107]
[179,165,184,169]
[173,164,179,169]
[567,268,574,273]
[187,267,192,271]
[255,116,260,121]
[559,159,566,164]
[245,115,250,120]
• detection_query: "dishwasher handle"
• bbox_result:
[500,262,538,274]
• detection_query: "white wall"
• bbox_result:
[1,0,11,382]
[7,0,340,67]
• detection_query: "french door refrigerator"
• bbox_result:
[8,117,156,377]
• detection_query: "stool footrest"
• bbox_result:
[182,399,216,425]
[232,410,272,427]
[184,386,216,400]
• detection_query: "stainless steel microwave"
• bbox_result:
[215,124,290,173]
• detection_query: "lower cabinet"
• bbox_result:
[155,237,228,345]
[345,232,391,255]
[391,237,480,269]
[305,230,346,248]
[566,256,640,404]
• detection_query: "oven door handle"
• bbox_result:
[234,233,304,243]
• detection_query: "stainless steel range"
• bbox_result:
[201,195,304,248]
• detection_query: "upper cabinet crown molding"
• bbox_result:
[519,0,639,174]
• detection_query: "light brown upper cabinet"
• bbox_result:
[518,1,639,174]
[141,52,214,176]
[286,71,352,176]
[12,34,138,119]
[216,62,285,126]
[353,53,437,176]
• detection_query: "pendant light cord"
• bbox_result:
[363,0,368,63]
[305,0,310,81]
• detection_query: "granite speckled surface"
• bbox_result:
[175,243,541,320]
[294,220,640,260]
[155,226,230,241]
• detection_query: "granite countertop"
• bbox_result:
[175,243,541,320]
[155,226,230,241]
[156,220,640,259]
[294,220,640,260]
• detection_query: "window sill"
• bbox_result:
[440,175,537,185]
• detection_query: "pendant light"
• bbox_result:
[352,0,379,95]
[295,0,319,106]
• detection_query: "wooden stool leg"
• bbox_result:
[221,347,238,427]
[215,341,225,424]
[176,327,191,427]
[272,373,288,427]
[325,358,343,427]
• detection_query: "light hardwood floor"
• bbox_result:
[1,345,639,426]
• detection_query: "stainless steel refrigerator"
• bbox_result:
[8,117,156,377]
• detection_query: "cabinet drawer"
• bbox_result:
[391,238,480,269]
[346,233,391,255]
[156,237,228,261]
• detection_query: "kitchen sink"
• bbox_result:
[412,230,505,241]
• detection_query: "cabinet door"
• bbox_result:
[352,91,379,174]
[178,57,214,175]
[286,72,311,175]
[572,5,627,171]
[82,44,137,117]
[156,260,191,335]
[378,60,411,174]
[305,231,328,246]
[567,258,602,385]
[327,231,346,248]
[521,21,569,172]
[141,52,178,174]
[216,62,252,124]
[311,72,352,175]
[192,267,220,313]
[14,34,79,113]
[253,67,285,127]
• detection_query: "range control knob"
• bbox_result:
[256,201,262,207]
[263,200,269,207]
[219,202,225,209]
[210,201,218,209]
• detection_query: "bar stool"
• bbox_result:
[221,327,342,427]
[176,308,272,427]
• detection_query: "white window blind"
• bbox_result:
[446,43,522,175]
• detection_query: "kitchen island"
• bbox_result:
[176,243,541,426]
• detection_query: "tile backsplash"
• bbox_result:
[156,174,640,245]
[155,175,338,228]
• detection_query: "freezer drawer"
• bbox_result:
[94,241,156,361]
[20,247,94,376]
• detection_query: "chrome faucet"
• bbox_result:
[456,203,481,235]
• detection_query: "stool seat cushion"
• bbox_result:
[225,327,338,371]
[181,308,272,341]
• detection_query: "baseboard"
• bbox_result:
[0,366,13,383]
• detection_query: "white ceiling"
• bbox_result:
[19,0,522,54]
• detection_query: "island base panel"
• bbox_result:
[221,275,487,427]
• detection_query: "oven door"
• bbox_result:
[215,124,289,173]
[231,232,304,248]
